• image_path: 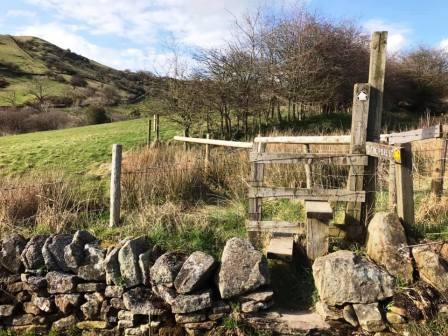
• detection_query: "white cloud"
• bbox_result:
[440,39,448,51]
[363,19,410,54]
[6,9,36,18]
[16,22,174,72]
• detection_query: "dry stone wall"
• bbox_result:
[0,234,273,336]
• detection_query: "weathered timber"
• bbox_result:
[254,135,351,144]
[249,187,365,202]
[245,220,304,234]
[365,142,401,162]
[267,236,294,260]
[173,136,253,148]
[431,138,447,198]
[249,152,368,165]
[304,144,312,189]
[305,201,333,260]
[396,143,415,226]
[382,124,441,145]
[110,144,122,227]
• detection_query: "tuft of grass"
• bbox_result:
[406,315,448,336]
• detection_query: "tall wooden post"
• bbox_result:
[345,84,370,238]
[431,138,447,198]
[304,144,312,189]
[110,144,122,227]
[364,31,388,224]
[396,143,415,226]
[204,134,210,173]
[147,118,152,147]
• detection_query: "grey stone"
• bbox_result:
[21,235,48,271]
[312,250,394,306]
[31,294,53,313]
[23,302,40,315]
[15,291,30,303]
[241,300,273,313]
[105,240,127,285]
[64,230,97,270]
[138,250,152,286]
[77,244,106,281]
[42,234,73,272]
[77,282,106,293]
[53,315,78,331]
[175,313,207,323]
[151,252,187,286]
[174,251,216,294]
[241,290,274,303]
[386,312,406,324]
[6,281,30,293]
[54,294,82,314]
[343,304,359,327]
[12,314,45,326]
[105,285,124,298]
[353,303,386,332]
[184,321,216,330]
[211,301,231,314]
[0,304,15,317]
[46,271,78,294]
[0,233,27,273]
[315,301,343,321]
[110,298,126,310]
[153,284,177,305]
[367,212,413,283]
[171,290,213,314]
[412,246,448,293]
[24,276,47,291]
[218,238,270,299]
[76,321,108,330]
[81,292,104,320]
[123,287,169,315]
[119,237,150,288]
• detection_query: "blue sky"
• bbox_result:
[0,0,447,72]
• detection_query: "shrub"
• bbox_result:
[24,110,71,132]
[85,106,110,125]
[0,108,34,135]
[70,75,88,88]
[46,95,73,108]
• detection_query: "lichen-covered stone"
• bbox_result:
[118,237,150,288]
[42,234,73,272]
[174,251,215,294]
[171,290,213,314]
[46,271,78,294]
[353,303,386,332]
[0,234,27,273]
[64,230,97,270]
[54,294,82,314]
[21,235,48,271]
[151,252,187,286]
[412,246,448,293]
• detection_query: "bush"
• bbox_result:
[46,95,73,108]
[24,110,71,132]
[0,108,34,135]
[86,106,110,125]
[70,75,88,88]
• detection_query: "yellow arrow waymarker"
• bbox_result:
[392,148,401,163]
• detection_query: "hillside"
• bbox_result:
[0,35,155,107]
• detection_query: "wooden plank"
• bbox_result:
[249,152,368,165]
[246,220,304,234]
[383,124,441,145]
[249,187,365,202]
[304,144,312,188]
[173,136,253,148]
[267,236,294,260]
[345,83,370,230]
[366,142,401,163]
[254,135,351,144]
[396,143,415,226]
[306,201,332,260]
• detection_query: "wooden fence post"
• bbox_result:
[388,159,397,210]
[204,134,210,173]
[431,138,447,198]
[365,31,388,222]
[110,144,122,227]
[147,118,152,147]
[304,144,312,188]
[396,143,415,226]
[345,83,370,236]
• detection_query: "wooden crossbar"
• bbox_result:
[246,220,304,234]
[249,187,365,202]
[254,135,351,144]
[249,152,368,165]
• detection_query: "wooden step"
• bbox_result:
[267,236,294,261]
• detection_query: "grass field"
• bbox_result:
[0,118,180,177]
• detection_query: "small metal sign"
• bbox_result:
[357,90,368,101]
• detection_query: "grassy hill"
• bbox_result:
[0,117,180,177]
[0,35,154,107]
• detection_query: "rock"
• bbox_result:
[211,301,231,314]
[15,291,30,303]
[138,250,152,286]
[171,290,213,314]
[77,244,106,281]
[110,298,125,310]
[184,321,216,330]
[12,314,45,326]
[386,312,406,324]
[104,240,127,286]
[64,230,97,269]
[77,282,106,293]
[315,301,343,321]
[151,252,187,286]
[53,315,78,331]
[241,290,274,303]
[81,293,104,320]
[23,302,40,315]
[241,300,273,313]
[343,304,358,327]
[174,251,216,294]
[153,284,177,305]
[312,250,394,306]
[366,212,413,283]
[6,281,30,293]
[46,271,78,294]
[175,313,207,323]
[105,286,124,298]
[8,325,48,335]
[353,303,386,332]
[21,235,48,271]
[0,304,15,317]
[42,234,73,272]
[54,294,82,314]
[0,233,27,273]
[218,238,270,299]
[119,237,150,288]
[388,305,407,317]
[412,246,448,293]
[31,295,53,313]
[101,301,119,325]
[123,287,169,315]
[25,276,47,291]
[76,321,108,330]
[159,326,184,336]
[208,313,226,321]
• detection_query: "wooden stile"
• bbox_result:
[305,201,333,260]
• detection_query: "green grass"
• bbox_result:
[0,118,180,177]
